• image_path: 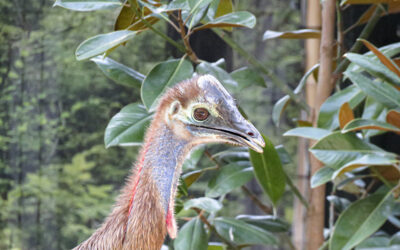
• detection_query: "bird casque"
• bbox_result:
[74,75,265,250]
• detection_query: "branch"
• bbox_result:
[192,208,239,250]
[241,186,272,214]
[127,0,185,52]
[333,4,384,78]
[212,28,310,113]
[178,11,200,63]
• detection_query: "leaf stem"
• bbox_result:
[333,4,384,77]
[178,10,200,63]
[193,208,239,250]
[128,0,185,52]
[241,186,273,214]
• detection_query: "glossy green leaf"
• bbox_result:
[141,58,194,111]
[53,0,121,11]
[356,236,391,249]
[206,162,253,198]
[330,191,395,250]
[184,197,222,213]
[195,11,256,31]
[346,41,400,74]
[284,171,308,208]
[362,96,386,120]
[263,29,321,40]
[182,146,205,170]
[236,215,290,232]
[284,127,331,140]
[275,145,292,165]
[345,71,400,109]
[332,154,399,179]
[183,170,204,187]
[212,148,249,162]
[174,217,208,250]
[345,53,400,85]
[207,242,226,250]
[91,56,144,88]
[188,0,213,12]
[104,103,153,148]
[213,217,277,246]
[272,63,319,126]
[76,30,137,60]
[310,131,393,169]
[249,135,285,205]
[214,0,233,18]
[311,166,335,188]
[318,85,366,130]
[342,118,400,133]
[197,60,238,91]
[362,96,388,137]
[166,0,190,11]
[230,67,266,89]
[272,96,290,127]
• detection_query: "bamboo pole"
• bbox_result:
[306,0,336,249]
[292,1,321,249]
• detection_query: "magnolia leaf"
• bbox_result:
[141,58,193,111]
[283,127,331,140]
[184,197,222,213]
[345,71,400,109]
[213,217,277,246]
[339,102,355,129]
[310,131,394,169]
[195,11,256,31]
[53,0,121,11]
[330,190,395,250]
[197,60,238,91]
[344,53,400,85]
[332,154,400,179]
[183,170,204,187]
[263,29,320,40]
[318,85,366,130]
[91,56,144,87]
[342,119,400,133]
[76,30,137,60]
[174,217,208,250]
[311,166,335,188]
[249,135,285,206]
[387,110,400,128]
[236,215,290,232]
[104,103,153,148]
[206,162,253,198]
[360,39,400,78]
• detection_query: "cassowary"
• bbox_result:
[74,74,265,250]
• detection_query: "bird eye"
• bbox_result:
[193,108,209,121]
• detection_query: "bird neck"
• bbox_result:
[74,119,192,250]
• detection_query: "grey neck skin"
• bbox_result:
[142,124,190,214]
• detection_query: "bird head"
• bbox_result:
[161,74,265,152]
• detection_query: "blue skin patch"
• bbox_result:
[143,125,188,215]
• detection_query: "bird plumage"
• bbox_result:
[74,75,264,250]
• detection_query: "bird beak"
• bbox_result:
[214,112,265,153]
[190,109,265,153]
[225,118,265,153]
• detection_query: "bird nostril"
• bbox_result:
[247,131,255,137]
